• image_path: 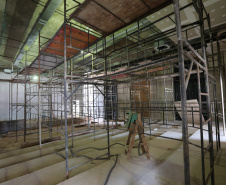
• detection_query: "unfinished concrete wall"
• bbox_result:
[149,78,174,123]
[117,83,130,120]
[209,70,226,124]
[0,72,25,122]
[0,80,10,121]
[117,77,175,123]
[83,85,104,123]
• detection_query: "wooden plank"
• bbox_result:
[70,0,172,35]
[21,136,61,148]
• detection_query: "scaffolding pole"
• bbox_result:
[173,0,190,185]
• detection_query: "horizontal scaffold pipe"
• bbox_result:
[72,55,178,82]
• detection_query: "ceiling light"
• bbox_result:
[33,76,38,80]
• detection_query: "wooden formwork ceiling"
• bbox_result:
[44,25,99,57]
[70,0,172,36]
[24,24,99,75]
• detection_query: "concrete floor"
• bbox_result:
[0,122,225,185]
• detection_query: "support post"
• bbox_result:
[16,70,18,141]
[24,52,27,142]
[104,37,110,157]
[64,0,69,177]
[198,0,215,184]
[70,60,74,147]
[197,64,206,184]
[38,31,42,149]
[173,1,190,184]
[9,82,11,132]
[50,71,53,138]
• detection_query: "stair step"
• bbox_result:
[1,131,128,185]
[0,129,106,160]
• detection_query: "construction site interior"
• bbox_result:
[0,0,226,185]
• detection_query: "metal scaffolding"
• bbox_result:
[6,0,225,185]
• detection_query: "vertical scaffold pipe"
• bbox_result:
[104,37,110,157]
[173,0,190,185]
[198,0,215,184]
[64,0,69,177]
[24,52,27,142]
[38,31,42,149]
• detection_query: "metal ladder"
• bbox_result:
[196,62,215,185]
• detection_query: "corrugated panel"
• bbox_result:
[70,0,172,35]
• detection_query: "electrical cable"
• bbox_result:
[54,150,66,159]
[69,143,124,160]
[54,143,125,160]
[54,126,203,185]
[103,154,119,185]
[138,135,142,156]
[137,125,144,156]
[54,142,121,185]
[71,142,125,155]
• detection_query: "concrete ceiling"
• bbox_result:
[0,0,44,70]
[0,0,85,70]
[146,0,226,50]
[147,0,226,38]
